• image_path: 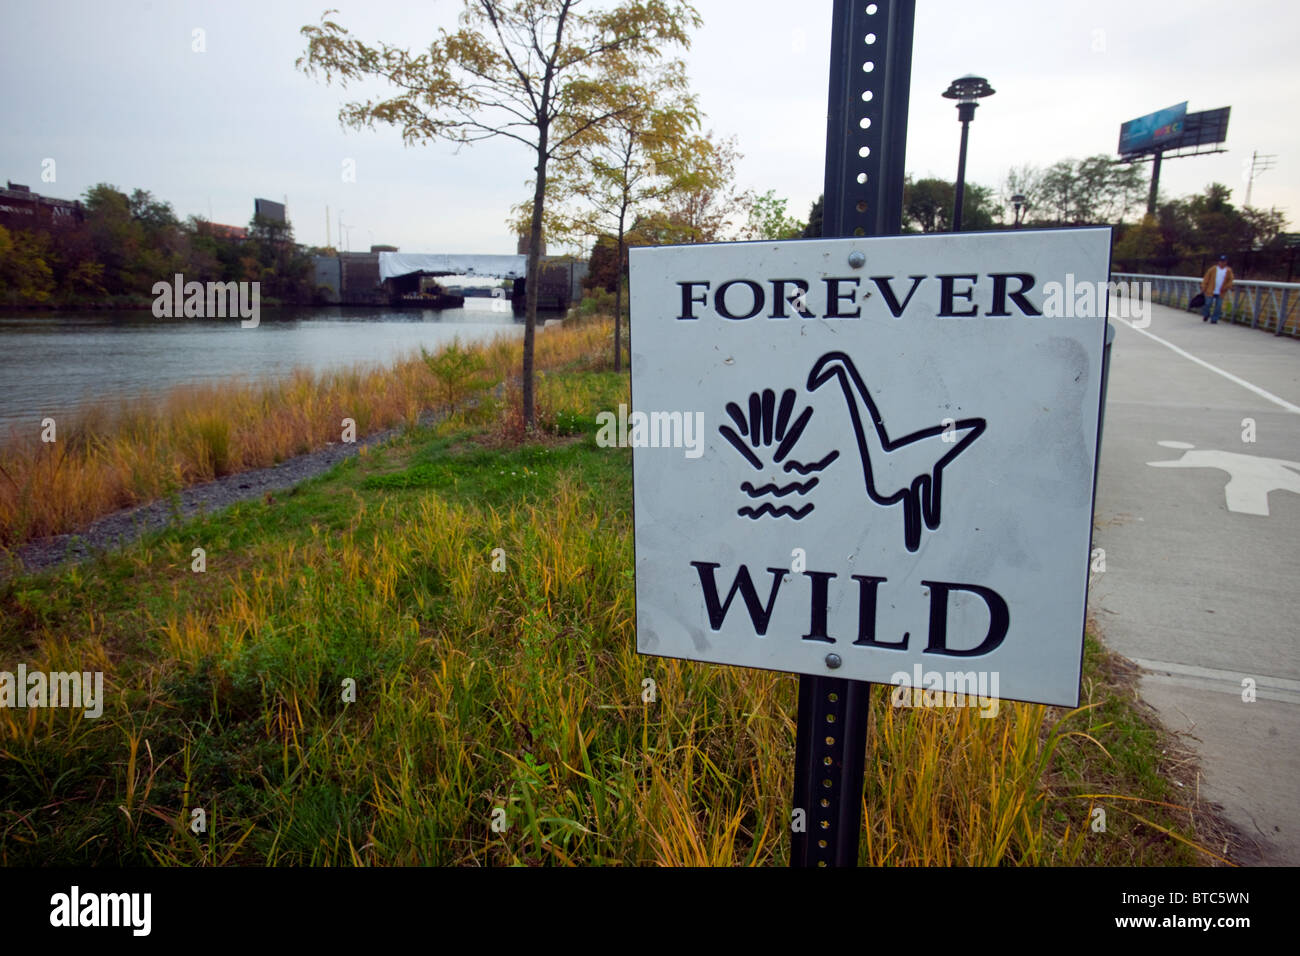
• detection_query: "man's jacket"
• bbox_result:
[1201,264,1235,297]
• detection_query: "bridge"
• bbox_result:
[313,250,587,310]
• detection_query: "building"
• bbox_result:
[0,182,83,232]
[337,252,387,305]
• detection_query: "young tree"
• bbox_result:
[1241,205,1288,251]
[583,234,621,293]
[127,189,179,231]
[654,130,746,243]
[548,62,706,369]
[298,0,699,429]
[1185,182,1241,254]
[739,189,805,240]
[1109,161,1147,225]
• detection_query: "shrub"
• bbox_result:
[420,341,499,418]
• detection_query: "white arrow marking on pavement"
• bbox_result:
[1148,441,1300,516]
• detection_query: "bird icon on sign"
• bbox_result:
[807,351,985,551]
[717,352,986,551]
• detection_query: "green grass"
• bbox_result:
[0,326,1228,866]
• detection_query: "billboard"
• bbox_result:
[254,198,286,223]
[1118,101,1187,156]
[1176,107,1231,150]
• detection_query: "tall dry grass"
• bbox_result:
[0,315,1214,866]
[0,440,1099,866]
[0,320,612,548]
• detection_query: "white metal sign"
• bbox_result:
[628,229,1112,708]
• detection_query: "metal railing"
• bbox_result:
[1111,272,1300,336]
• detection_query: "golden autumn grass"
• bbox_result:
[0,316,1227,865]
[0,321,609,547]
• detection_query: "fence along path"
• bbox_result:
[1112,272,1300,336]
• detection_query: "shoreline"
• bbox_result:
[5,411,433,579]
[3,317,565,578]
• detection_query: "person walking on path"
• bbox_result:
[1201,254,1234,323]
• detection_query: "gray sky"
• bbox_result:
[2,0,1295,254]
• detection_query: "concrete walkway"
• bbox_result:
[1091,300,1300,864]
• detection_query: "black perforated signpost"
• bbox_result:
[789,0,915,868]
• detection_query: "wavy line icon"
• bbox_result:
[740,479,819,498]
[738,503,815,520]
[783,451,840,475]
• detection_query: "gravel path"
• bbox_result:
[6,413,438,578]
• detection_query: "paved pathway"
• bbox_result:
[1091,299,1300,864]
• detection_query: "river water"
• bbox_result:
[0,301,548,437]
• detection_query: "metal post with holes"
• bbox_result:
[790,0,915,869]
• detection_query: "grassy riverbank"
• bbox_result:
[0,317,1230,865]
[0,320,598,548]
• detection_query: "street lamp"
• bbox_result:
[1011,193,1027,229]
[942,74,995,232]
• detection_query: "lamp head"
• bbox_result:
[942,74,995,104]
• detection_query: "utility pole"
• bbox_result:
[1244,150,1276,209]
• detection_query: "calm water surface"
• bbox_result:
[0,301,547,435]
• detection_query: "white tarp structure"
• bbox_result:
[377,253,527,281]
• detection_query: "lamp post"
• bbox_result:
[942,74,995,232]
[1011,193,1026,229]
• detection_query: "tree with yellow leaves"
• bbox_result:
[298,0,700,428]
[542,60,715,370]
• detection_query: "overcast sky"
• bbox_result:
[2,0,1295,254]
